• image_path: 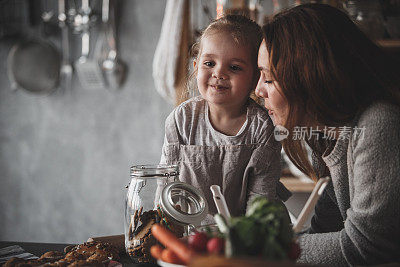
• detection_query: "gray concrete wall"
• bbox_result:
[0,0,172,243]
[0,0,308,244]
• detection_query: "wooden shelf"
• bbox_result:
[281,176,315,193]
[376,39,400,59]
[376,39,400,48]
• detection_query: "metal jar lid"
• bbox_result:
[130,164,179,178]
[160,182,208,226]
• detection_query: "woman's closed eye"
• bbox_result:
[259,70,273,84]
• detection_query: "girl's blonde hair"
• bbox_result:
[186,14,263,100]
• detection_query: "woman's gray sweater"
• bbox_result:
[297,102,400,266]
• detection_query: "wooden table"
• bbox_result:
[0,241,157,267]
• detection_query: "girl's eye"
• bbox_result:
[230,65,242,71]
[265,80,273,84]
[204,61,214,67]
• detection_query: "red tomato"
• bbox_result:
[188,232,208,252]
[206,237,225,254]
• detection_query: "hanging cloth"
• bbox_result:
[174,0,190,106]
[153,0,189,105]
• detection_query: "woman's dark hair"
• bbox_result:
[262,4,400,180]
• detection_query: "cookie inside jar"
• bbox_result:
[124,165,208,263]
[125,206,184,263]
[124,164,181,263]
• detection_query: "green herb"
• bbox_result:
[215,196,293,260]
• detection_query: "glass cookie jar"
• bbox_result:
[124,164,208,263]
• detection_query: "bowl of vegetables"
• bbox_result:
[150,197,300,266]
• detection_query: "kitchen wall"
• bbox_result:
[0,0,172,243]
[0,0,310,244]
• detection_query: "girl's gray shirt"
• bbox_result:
[160,96,289,218]
[298,101,400,266]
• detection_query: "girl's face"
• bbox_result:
[195,31,255,111]
[256,40,288,126]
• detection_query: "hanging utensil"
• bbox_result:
[7,0,61,94]
[102,0,110,23]
[75,0,105,90]
[58,0,72,92]
[7,39,61,94]
[101,0,125,90]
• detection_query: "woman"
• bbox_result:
[256,3,400,266]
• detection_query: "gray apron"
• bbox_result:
[163,124,292,219]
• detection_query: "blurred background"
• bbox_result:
[0,0,399,244]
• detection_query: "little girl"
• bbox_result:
[160,15,290,220]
